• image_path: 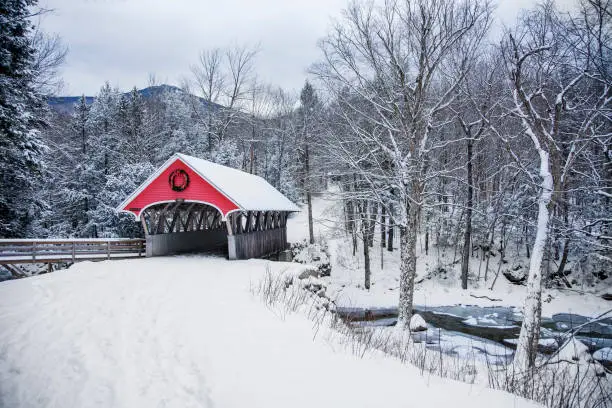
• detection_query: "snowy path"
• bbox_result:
[0,256,536,407]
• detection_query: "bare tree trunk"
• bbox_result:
[556,238,570,279]
[362,202,371,290]
[307,192,314,245]
[369,204,377,248]
[345,198,353,235]
[461,138,473,290]
[380,233,384,270]
[207,114,213,153]
[524,223,530,259]
[555,198,571,286]
[387,203,394,252]
[381,206,387,248]
[305,144,314,244]
[397,203,418,328]
[345,195,358,256]
[514,153,553,372]
[357,200,372,289]
[364,239,371,289]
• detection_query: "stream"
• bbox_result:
[336,305,612,367]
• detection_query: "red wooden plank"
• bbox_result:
[121,158,239,219]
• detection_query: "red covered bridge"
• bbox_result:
[118,153,299,259]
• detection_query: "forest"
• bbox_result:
[1,0,611,392]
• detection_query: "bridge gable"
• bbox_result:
[121,158,239,220]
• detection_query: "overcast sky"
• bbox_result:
[39,0,557,96]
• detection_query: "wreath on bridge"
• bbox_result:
[169,169,190,192]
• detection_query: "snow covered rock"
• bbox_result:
[297,267,321,280]
[291,240,331,277]
[503,337,558,353]
[409,314,428,332]
[278,250,293,262]
[502,264,527,285]
[537,338,559,353]
[552,337,592,364]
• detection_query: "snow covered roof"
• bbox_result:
[117,153,299,218]
[176,153,299,212]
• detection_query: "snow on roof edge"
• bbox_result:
[117,153,300,214]
[176,153,300,213]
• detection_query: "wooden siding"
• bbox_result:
[122,158,239,218]
[228,227,288,260]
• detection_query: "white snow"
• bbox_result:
[292,194,610,320]
[538,338,559,348]
[177,153,300,212]
[593,347,612,362]
[0,256,537,408]
[409,313,428,331]
[552,337,593,364]
[462,316,517,329]
[503,338,558,348]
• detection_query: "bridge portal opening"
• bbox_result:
[141,201,227,257]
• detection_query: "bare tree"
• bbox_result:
[266,87,299,192]
[314,0,492,327]
[500,0,611,372]
[30,25,67,96]
[188,45,259,152]
[452,55,501,290]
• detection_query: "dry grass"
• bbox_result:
[251,267,612,408]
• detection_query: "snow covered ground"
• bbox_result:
[0,192,605,407]
[288,194,610,320]
[0,256,537,407]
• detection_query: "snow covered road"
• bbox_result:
[0,256,536,407]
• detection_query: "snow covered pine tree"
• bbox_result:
[0,0,47,237]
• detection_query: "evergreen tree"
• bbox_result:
[68,95,92,235]
[0,0,47,237]
[88,82,119,176]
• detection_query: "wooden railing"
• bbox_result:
[0,238,146,264]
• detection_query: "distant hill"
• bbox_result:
[47,95,95,114]
[47,84,221,115]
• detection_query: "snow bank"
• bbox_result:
[0,256,537,408]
